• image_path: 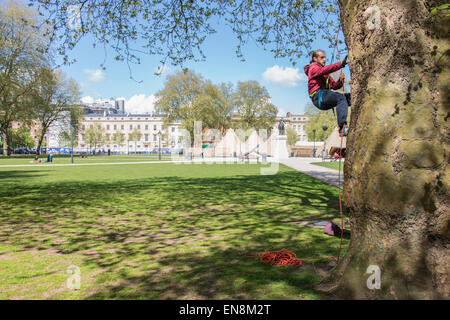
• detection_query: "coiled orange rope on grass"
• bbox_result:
[246,249,303,267]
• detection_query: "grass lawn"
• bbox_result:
[310,161,344,171]
[0,154,182,166]
[0,161,348,299]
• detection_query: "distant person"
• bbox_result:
[46,151,54,163]
[312,147,316,158]
[304,50,351,137]
[333,152,339,161]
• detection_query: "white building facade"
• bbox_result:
[77,113,183,153]
[284,112,309,142]
[75,111,310,154]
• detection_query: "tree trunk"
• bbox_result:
[35,127,48,156]
[321,0,449,299]
[1,129,8,156]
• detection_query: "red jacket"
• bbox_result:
[304,61,344,95]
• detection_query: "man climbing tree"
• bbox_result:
[27,0,449,299]
[304,50,351,137]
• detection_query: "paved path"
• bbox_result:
[280,157,344,188]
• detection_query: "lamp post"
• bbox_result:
[313,129,316,158]
[157,130,161,160]
[71,124,74,164]
[322,126,328,160]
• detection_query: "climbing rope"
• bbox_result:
[246,129,345,267]
[246,22,346,268]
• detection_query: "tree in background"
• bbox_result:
[10,125,35,149]
[0,0,48,155]
[286,127,299,147]
[128,128,142,154]
[232,81,278,134]
[29,67,81,155]
[304,102,340,142]
[57,130,77,148]
[84,122,104,154]
[112,131,125,153]
[155,69,234,145]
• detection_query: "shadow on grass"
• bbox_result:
[0,170,346,299]
[0,170,48,180]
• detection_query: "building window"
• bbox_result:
[137,124,140,130]
[153,125,157,130]
[145,134,148,141]
[130,124,133,130]
[106,124,110,130]
[293,125,296,130]
[145,124,148,130]
[153,135,157,141]
[171,127,175,132]
[82,125,85,130]
[114,124,117,130]
[121,125,124,130]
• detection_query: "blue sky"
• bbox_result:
[57,12,349,116]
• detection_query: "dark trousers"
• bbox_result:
[311,90,351,127]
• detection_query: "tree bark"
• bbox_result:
[320,0,449,299]
[35,126,48,156]
[1,128,8,156]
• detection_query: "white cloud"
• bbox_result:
[262,65,305,87]
[83,69,106,83]
[81,96,95,104]
[125,94,156,114]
